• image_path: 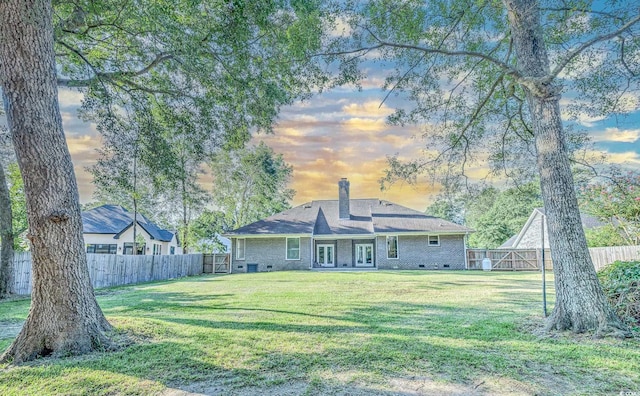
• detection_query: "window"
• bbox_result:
[286,237,300,260]
[124,243,146,255]
[153,244,162,255]
[86,244,117,254]
[170,246,175,255]
[386,236,398,259]
[428,235,440,246]
[236,238,245,260]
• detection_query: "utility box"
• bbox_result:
[482,258,492,271]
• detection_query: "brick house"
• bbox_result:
[225,179,473,272]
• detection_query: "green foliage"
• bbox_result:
[64,1,325,251]
[585,225,627,248]
[426,182,542,248]
[579,171,640,246]
[185,210,227,254]
[468,183,542,248]
[211,142,295,230]
[7,164,27,252]
[57,0,326,143]
[598,261,640,331]
[425,198,465,225]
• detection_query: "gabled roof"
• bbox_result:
[499,207,604,248]
[82,204,175,242]
[227,199,472,236]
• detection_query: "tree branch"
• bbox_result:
[57,52,174,88]
[548,13,640,81]
[540,7,625,23]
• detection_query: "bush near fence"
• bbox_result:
[12,252,203,295]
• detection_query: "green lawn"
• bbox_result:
[0,271,638,395]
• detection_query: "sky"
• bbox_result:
[50,80,640,213]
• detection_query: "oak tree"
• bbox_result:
[0,0,323,362]
[0,0,112,362]
[325,0,640,334]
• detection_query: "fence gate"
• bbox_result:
[203,253,230,274]
[467,249,549,271]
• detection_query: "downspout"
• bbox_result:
[309,234,313,270]
[229,238,234,274]
[464,233,469,270]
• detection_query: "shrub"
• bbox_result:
[598,260,640,330]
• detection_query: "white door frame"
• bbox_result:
[316,244,335,267]
[355,243,374,267]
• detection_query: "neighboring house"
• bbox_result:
[499,207,603,249]
[225,178,473,272]
[82,204,182,255]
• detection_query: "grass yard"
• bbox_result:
[0,271,638,395]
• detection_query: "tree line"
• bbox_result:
[426,172,640,249]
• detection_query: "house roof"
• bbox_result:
[499,207,604,248]
[82,204,175,242]
[535,208,603,229]
[227,199,473,236]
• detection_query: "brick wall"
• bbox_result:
[230,234,466,272]
[231,237,311,272]
[376,235,466,270]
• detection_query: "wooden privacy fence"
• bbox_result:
[589,245,640,271]
[202,253,230,274]
[467,249,552,271]
[12,252,203,295]
[467,245,640,271]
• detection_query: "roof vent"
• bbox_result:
[303,204,312,209]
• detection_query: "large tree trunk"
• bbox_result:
[505,0,628,335]
[0,163,15,298]
[0,0,112,363]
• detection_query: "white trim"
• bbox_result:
[355,243,375,267]
[464,233,469,270]
[286,237,301,260]
[236,238,245,260]
[227,231,469,239]
[309,238,314,269]
[225,233,312,239]
[512,208,544,248]
[428,235,440,247]
[316,243,335,267]
[306,234,376,240]
[386,235,399,259]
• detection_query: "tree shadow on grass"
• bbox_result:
[1,274,637,396]
[146,297,639,394]
[1,296,637,395]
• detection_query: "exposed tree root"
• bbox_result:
[544,305,632,339]
[1,317,113,364]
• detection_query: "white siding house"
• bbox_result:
[82,205,182,255]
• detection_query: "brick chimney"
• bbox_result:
[338,178,350,220]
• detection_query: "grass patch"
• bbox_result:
[0,271,639,395]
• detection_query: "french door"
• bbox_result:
[355,244,374,267]
[317,244,335,267]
